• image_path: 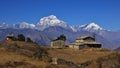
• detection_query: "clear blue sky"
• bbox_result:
[0,0,120,30]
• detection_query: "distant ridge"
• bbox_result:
[0,15,103,32]
[0,15,120,49]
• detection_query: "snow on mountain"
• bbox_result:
[69,23,103,32]
[13,22,35,29]
[0,15,120,49]
[70,26,79,32]
[37,15,68,30]
[0,23,9,29]
[0,16,103,32]
[80,22,103,32]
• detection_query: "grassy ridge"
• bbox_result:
[0,41,120,68]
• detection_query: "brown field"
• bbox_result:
[0,41,49,68]
[0,41,120,68]
[48,48,116,64]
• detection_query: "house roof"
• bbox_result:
[76,36,94,40]
[7,33,14,37]
[52,39,64,42]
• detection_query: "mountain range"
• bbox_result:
[0,15,120,50]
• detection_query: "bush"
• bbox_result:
[56,34,66,41]
[33,47,48,59]
[17,34,25,41]
[26,37,33,42]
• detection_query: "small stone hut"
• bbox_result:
[51,39,65,48]
[69,36,101,49]
[6,32,15,41]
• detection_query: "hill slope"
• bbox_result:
[48,48,120,68]
[115,46,120,51]
[0,41,49,68]
[0,41,120,68]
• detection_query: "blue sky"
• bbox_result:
[0,0,120,31]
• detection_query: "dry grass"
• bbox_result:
[0,41,49,68]
[48,48,116,64]
[0,41,120,68]
[0,50,47,65]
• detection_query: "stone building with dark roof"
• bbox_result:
[69,36,101,49]
[51,39,65,48]
[51,35,66,48]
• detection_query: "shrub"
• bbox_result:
[33,47,48,59]
[17,34,25,41]
[56,34,66,41]
[26,37,33,42]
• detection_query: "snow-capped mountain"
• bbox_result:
[0,23,9,29]
[69,22,103,32]
[0,15,120,49]
[0,15,103,32]
[70,26,79,32]
[79,22,103,32]
[37,15,68,30]
[13,22,35,29]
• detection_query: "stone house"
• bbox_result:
[51,39,65,48]
[6,32,15,41]
[69,36,101,49]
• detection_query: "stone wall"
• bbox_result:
[51,40,65,47]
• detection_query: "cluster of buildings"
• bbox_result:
[51,36,101,49]
[6,32,102,49]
